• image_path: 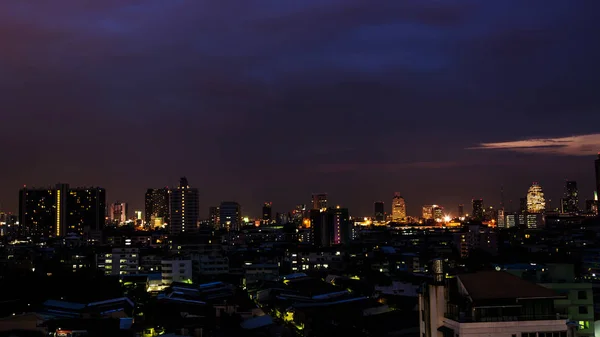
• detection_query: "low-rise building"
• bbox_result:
[96,247,140,276]
[161,258,193,285]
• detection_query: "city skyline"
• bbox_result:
[1,1,599,217]
[3,164,598,219]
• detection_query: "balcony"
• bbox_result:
[445,303,567,323]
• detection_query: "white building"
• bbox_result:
[161,258,193,285]
[419,260,570,337]
[96,247,140,276]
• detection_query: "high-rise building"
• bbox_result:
[392,193,406,222]
[457,204,464,218]
[595,154,600,199]
[110,202,128,225]
[19,186,57,237]
[169,177,199,235]
[19,184,104,237]
[561,181,579,213]
[312,193,328,210]
[472,199,484,221]
[527,182,546,213]
[497,209,505,228]
[209,206,220,228]
[145,188,170,225]
[67,187,106,234]
[262,202,272,225]
[219,201,241,231]
[373,201,385,222]
[432,205,443,222]
[586,199,599,216]
[422,205,434,220]
[310,207,351,247]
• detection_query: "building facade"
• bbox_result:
[219,201,241,231]
[145,188,170,226]
[391,193,406,223]
[19,184,105,237]
[169,177,199,235]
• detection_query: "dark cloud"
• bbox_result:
[0,0,599,216]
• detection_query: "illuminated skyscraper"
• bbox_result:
[262,202,272,224]
[67,187,106,234]
[373,201,385,222]
[208,206,220,228]
[560,181,579,213]
[527,182,546,213]
[169,177,199,235]
[145,188,170,225]
[432,205,443,221]
[422,205,433,220]
[310,207,351,247]
[472,199,484,221]
[110,201,128,225]
[312,193,328,210]
[19,184,103,237]
[219,201,241,231]
[392,193,406,222]
[19,186,57,237]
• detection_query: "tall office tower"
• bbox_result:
[373,201,385,222]
[595,154,600,198]
[310,207,351,247]
[432,205,443,221]
[169,177,199,235]
[110,202,128,225]
[561,181,579,213]
[219,201,241,231]
[67,187,106,234]
[422,205,434,220]
[391,193,407,222]
[526,182,546,213]
[312,193,328,210]
[457,204,464,218]
[208,206,220,228]
[471,199,484,221]
[144,188,170,225]
[262,202,272,225]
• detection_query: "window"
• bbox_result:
[579,321,590,330]
[578,290,587,300]
[579,306,588,314]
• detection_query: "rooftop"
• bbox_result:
[458,271,561,302]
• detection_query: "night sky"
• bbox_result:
[1,1,599,218]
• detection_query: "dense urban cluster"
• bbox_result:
[0,155,599,337]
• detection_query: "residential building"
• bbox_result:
[161,258,193,285]
[219,201,241,231]
[144,188,170,226]
[169,177,199,235]
[96,247,140,276]
[419,261,569,337]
